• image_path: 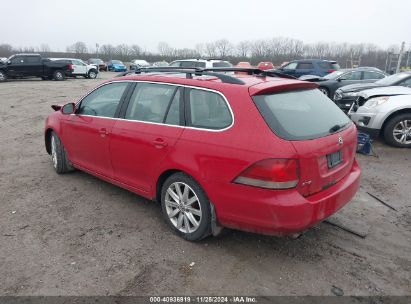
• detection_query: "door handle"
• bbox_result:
[99,128,109,137]
[152,138,168,148]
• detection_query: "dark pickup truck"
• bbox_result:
[0,53,73,82]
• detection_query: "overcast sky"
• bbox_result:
[3,0,411,51]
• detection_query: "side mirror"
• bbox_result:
[61,102,76,115]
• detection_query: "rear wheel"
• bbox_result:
[383,113,411,147]
[53,70,65,81]
[318,87,329,97]
[50,132,74,173]
[161,173,212,241]
[0,70,7,82]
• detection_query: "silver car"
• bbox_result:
[349,86,411,147]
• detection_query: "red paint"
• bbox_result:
[45,72,361,236]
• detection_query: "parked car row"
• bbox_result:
[0,53,73,82]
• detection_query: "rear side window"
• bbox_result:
[363,71,385,80]
[125,83,178,123]
[26,56,41,63]
[188,89,232,129]
[253,89,350,140]
[318,62,340,70]
[297,62,313,69]
[212,61,232,67]
[77,82,128,118]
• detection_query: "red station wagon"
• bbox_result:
[44,67,361,241]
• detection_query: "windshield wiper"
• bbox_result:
[329,123,347,133]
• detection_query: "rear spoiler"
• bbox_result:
[249,82,319,96]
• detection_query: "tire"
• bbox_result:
[53,70,65,81]
[88,70,97,79]
[319,87,329,97]
[161,172,212,241]
[50,131,74,174]
[383,113,411,148]
[0,70,7,82]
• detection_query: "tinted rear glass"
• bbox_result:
[253,89,350,140]
[318,62,340,70]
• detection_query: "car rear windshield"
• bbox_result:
[253,89,350,140]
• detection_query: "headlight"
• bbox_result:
[345,92,358,97]
[364,96,389,108]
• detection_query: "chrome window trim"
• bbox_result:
[73,80,235,132]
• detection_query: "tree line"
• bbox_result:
[0,38,409,71]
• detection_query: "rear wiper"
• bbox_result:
[329,123,347,133]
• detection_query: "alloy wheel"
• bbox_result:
[393,119,411,144]
[165,182,202,234]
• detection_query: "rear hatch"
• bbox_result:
[252,87,356,197]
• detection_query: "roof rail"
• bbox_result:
[133,67,245,84]
[131,67,296,85]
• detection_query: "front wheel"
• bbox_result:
[53,70,65,81]
[0,70,7,82]
[383,114,411,147]
[88,70,97,79]
[50,132,74,173]
[161,173,212,241]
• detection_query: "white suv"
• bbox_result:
[169,59,232,68]
[50,58,98,79]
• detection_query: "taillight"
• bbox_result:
[327,69,336,73]
[68,64,73,71]
[233,159,299,189]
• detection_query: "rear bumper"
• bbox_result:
[211,160,361,236]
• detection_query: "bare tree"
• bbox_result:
[130,44,142,57]
[67,41,88,55]
[100,44,116,59]
[214,39,232,58]
[236,41,251,58]
[158,42,174,57]
[0,44,14,57]
[205,42,217,58]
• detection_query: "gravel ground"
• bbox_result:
[0,73,410,296]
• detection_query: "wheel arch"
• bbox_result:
[380,108,411,135]
[45,128,54,154]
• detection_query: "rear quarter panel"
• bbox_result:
[152,85,298,215]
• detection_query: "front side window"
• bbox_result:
[77,82,128,117]
[11,56,24,64]
[125,83,178,123]
[283,62,297,70]
[188,89,232,129]
[341,71,361,80]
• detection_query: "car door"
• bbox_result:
[61,81,131,177]
[7,56,25,77]
[72,60,87,76]
[110,82,184,193]
[295,62,315,77]
[338,71,362,85]
[24,56,43,77]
